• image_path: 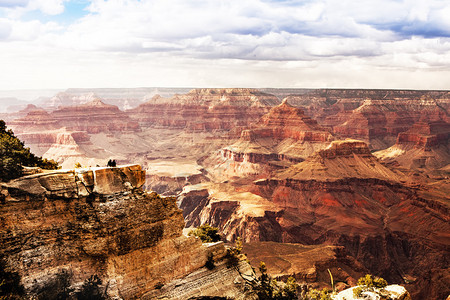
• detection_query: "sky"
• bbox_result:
[0,0,449,90]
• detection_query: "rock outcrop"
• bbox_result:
[275,140,402,181]
[128,88,280,131]
[213,100,333,179]
[9,98,140,135]
[335,284,411,300]
[0,165,246,299]
[243,242,367,289]
[375,121,450,170]
[330,99,448,150]
[282,90,449,150]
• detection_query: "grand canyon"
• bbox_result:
[1,87,448,299]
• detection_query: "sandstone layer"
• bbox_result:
[208,100,334,180]
[128,88,280,131]
[0,165,233,299]
[284,91,449,150]
[243,242,367,290]
[375,121,450,170]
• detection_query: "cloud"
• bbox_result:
[0,0,449,89]
[0,0,28,8]
[1,0,65,17]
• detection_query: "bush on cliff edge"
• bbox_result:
[188,224,221,243]
[0,120,58,182]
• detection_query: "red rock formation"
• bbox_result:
[128,88,280,130]
[181,140,450,299]
[51,99,140,133]
[282,90,449,151]
[9,99,140,135]
[327,98,449,150]
[375,121,450,169]
[220,100,334,165]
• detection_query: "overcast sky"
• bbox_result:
[0,0,449,90]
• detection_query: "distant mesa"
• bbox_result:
[10,97,140,135]
[375,120,450,170]
[129,88,281,130]
[220,100,334,165]
[275,139,402,182]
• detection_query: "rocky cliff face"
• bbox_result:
[333,99,449,150]
[375,121,450,170]
[9,98,140,135]
[0,165,239,299]
[180,141,450,299]
[216,100,333,178]
[128,88,280,131]
[283,91,449,150]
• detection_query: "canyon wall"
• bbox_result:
[128,88,280,131]
[180,141,450,299]
[0,165,246,299]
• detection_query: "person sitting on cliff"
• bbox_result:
[107,159,117,167]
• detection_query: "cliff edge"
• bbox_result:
[0,165,249,299]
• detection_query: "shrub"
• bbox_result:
[0,120,58,181]
[353,274,388,298]
[306,288,332,300]
[188,224,221,243]
[225,238,242,268]
[253,261,299,300]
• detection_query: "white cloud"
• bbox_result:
[0,0,449,89]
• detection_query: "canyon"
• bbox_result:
[2,88,449,299]
[0,165,254,299]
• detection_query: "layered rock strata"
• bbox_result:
[243,242,367,289]
[219,100,333,170]
[375,121,450,170]
[144,259,255,300]
[0,165,232,299]
[9,98,140,135]
[128,88,280,131]
[181,140,450,299]
[282,91,449,150]
[328,99,447,150]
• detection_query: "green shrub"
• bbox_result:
[306,288,332,300]
[225,238,242,268]
[252,261,299,299]
[188,224,221,243]
[353,274,388,298]
[356,274,388,288]
[0,120,58,182]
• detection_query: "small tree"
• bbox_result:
[253,261,299,300]
[225,237,242,268]
[0,120,58,181]
[188,224,221,243]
